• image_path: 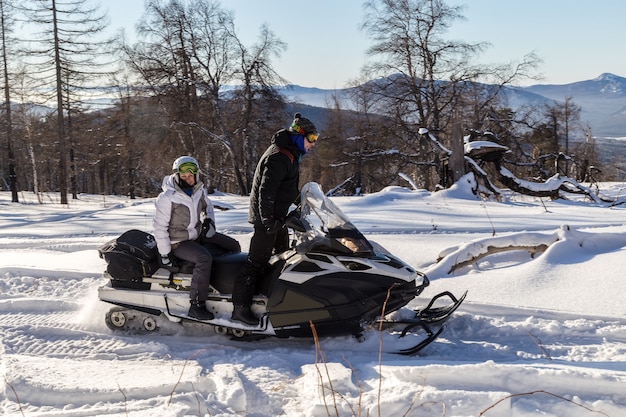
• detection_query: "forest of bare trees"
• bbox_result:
[0,0,613,203]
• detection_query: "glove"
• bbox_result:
[202,218,216,239]
[261,215,284,234]
[159,253,172,267]
[286,209,301,222]
[285,209,306,232]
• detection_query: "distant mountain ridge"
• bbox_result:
[278,73,626,138]
[13,73,626,139]
[523,73,626,137]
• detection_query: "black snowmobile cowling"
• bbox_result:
[97,182,466,354]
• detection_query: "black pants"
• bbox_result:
[232,224,289,305]
[174,233,241,301]
[173,240,212,301]
[204,232,241,255]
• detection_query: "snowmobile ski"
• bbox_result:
[372,290,467,354]
[396,322,446,355]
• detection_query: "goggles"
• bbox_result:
[178,162,199,175]
[306,132,319,143]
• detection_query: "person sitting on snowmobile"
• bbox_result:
[231,113,319,325]
[153,156,240,320]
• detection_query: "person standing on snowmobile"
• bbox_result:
[231,113,319,325]
[153,156,240,321]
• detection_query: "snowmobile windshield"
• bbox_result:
[296,183,374,255]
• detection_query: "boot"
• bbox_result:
[231,304,258,325]
[188,299,214,321]
[231,264,259,325]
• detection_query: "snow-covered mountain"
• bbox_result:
[279,73,626,138]
[524,73,626,137]
[17,73,626,137]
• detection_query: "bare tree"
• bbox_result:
[361,0,488,129]
[125,0,287,195]
[229,23,287,190]
[359,0,540,190]
[0,0,17,201]
[20,0,113,203]
[554,96,581,175]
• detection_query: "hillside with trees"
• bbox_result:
[0,0,620,204]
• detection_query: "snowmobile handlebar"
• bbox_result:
[285,209,306,232]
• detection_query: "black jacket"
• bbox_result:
[248,129,302,224]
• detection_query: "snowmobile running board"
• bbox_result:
[162,293,270,333]
[380,290,467,355]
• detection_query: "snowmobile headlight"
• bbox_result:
[336,237,372,254]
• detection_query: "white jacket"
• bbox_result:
[153,174,215,256]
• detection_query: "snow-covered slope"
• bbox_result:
[1,182,625,416]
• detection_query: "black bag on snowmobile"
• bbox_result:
[98,229,159,289]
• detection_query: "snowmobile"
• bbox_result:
[97,182,466,354]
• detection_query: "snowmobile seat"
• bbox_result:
[169,252,249,295]
[211,252,249,294]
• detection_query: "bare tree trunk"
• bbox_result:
[449,121,465,183]
[0,0,17,202]
[65,79,77,199]
[27,143,42,203]
[52,0,68,204]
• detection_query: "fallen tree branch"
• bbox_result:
[447,244,549,274]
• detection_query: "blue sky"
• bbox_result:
[104,0,626,89]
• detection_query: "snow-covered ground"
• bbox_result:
[1,178,626,417]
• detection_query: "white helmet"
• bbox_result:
[172,156,199,173]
